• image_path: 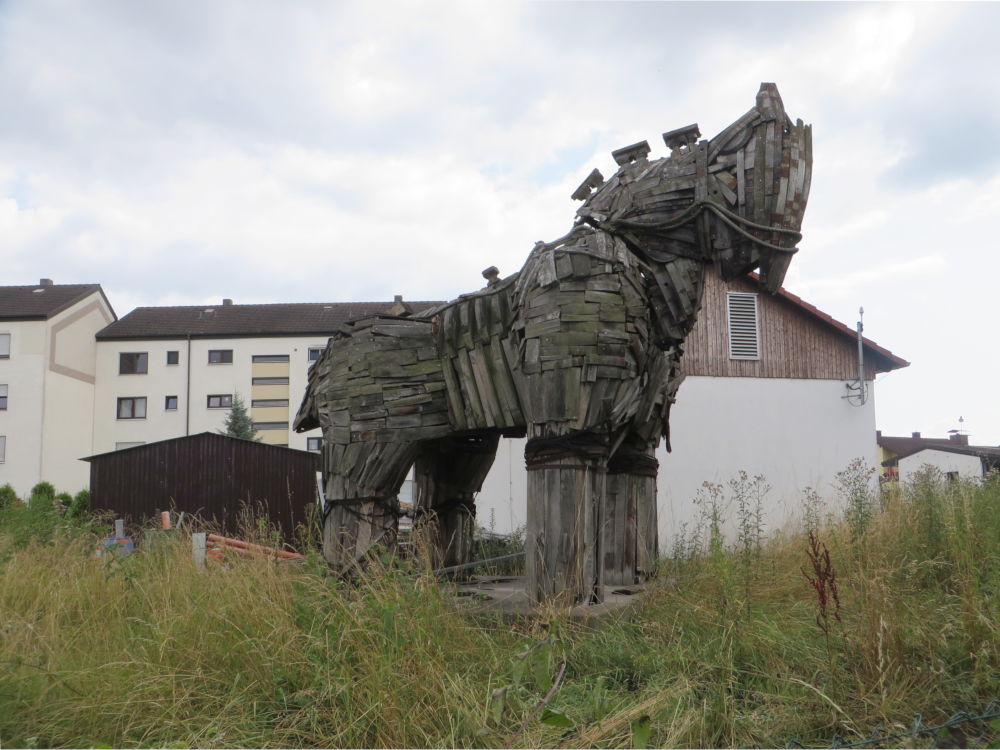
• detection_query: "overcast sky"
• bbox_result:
[2,1,998,444]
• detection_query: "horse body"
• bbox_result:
[295,83,811,603]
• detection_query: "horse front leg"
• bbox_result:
[412,432,500,577]
[524,430,608,606]
[604,441,659,585]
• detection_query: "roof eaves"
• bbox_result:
[749,273,910,372]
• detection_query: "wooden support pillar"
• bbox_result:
[604,447,659,585]
[525,432,607,605]
[413,433,499,576]
[323,472,399,575]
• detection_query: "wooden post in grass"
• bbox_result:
[192,532,207,567]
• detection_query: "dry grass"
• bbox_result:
[1,468,998,748]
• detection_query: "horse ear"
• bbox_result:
[756,82,785,122]
[571,168,605,201]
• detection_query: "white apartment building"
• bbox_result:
[93,297,434,455]
[0,280,116,496]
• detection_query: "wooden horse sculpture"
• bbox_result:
[295,83,812,604]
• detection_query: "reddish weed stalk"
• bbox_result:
[802,531,841,655]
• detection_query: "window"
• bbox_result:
[727,292,760,360]
[115,441,145,451]
[308,347,324,362]
[253,421,289,431]
[207,394,233,408]
[252,377,289,386]
[165,395,178,410]
[208,349,233,364]
[0,333,9,358]
[307,437,322,452]
[117,397,147,419]
[252,399,289,408]
[119,352,148,374]
[252,354,290,363]
[166,350,179,365]
[0,436,5,462]
[0,385,6,410]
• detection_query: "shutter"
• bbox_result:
[727,292,760,360]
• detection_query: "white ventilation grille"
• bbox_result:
[727,292,760,360]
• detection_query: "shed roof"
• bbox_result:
[83,431,318,461]
[96,300,442,340]
[0,283,114,321]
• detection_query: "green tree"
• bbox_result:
[220,393,259,441]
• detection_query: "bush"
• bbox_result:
[0,483,94,550]
[29,481,56,507]
[0,483,17,511]
[68,489,91,520]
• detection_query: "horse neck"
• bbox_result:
[513,225,708,347]
[642,254,708,348]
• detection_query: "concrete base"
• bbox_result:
[449,575,649,619]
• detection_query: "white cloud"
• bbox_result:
[1,0,999,442]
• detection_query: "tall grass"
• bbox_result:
[1,467,999,748]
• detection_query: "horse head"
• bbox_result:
[573,83,811,294]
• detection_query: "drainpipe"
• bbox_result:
[185,334,192,436]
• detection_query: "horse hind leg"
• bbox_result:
[412,432,500,577]
[322,441,417,575]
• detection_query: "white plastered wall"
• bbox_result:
[898,449,983,483]
[93,335,327,455]
[41,296,115,492]
[0,320,47,497]
[474,376,879,546]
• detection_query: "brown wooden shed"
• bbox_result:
[84,432,320,542]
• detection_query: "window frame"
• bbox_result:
[119,352,149,375]
[166,350,180,365]
[252,354,290,363]
[0,333,10,359]
[0,435,5,463]
[207,394,233,409]
[115,441,146,451]
[165,395,178,410]
[207,349,233,364]
[251,376,289,386]
[308,347,324,362]
[116,396,147,420]
[307,437,322,452]
[253,421,289,431]
[0,384,7,410]
[251,398,290,408]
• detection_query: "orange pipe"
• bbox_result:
[206,533,303,560]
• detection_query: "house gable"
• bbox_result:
[683,269,906,379]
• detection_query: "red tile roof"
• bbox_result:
[749,273,909,373]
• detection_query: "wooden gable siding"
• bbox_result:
[683,270,871,380]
